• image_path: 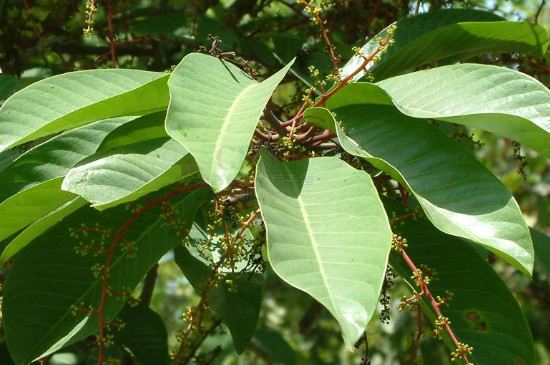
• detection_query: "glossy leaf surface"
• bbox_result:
[0,70,168,152]
[166,53,294,191]
[255,149,392,348]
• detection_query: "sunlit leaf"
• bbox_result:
[255,149,392,348]
[166,53,294,191]
[0,70,168,152]
[306,106,534,276]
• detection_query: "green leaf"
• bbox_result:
[307,106,534,276]
[97,112,168,151]
[62,138,198,210]
[0,69,169,152]
[531,228,550,279]
[251,328,296,365]
[0,196,87,265]
[385,198,535,365]
[0,342,15,365]
[0,118,131,243]
[0,117,131,202]
[0,178,77,243]
[165,53,294,192]
[255,149,392,348]
[378,65,550,157]
[2,188,211,365]
[174,232,263,354]
[0,74,22,101]
[114,304,169,365]
[341,9,548,81]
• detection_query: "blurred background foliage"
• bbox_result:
[0,0,549,364]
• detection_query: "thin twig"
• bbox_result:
[106,0,117,68]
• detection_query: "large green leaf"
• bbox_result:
[0,70,169,152]
[343,9,548,80]
[97,112,168,151]
[0,118,131,244]
[0,196,87,265]
[0,117,130,202]
[114,304,169,365]
[331,64,550,159]
[255,149,392,348]
[306,106,534,276]
[165,53,294,192]
[385,198,535,365]
[531,228,550,279]
[62,138,198,210]
[0,74,22,101]
[2,188,211,365]
[0,178,77,243]
[174,240,263,353]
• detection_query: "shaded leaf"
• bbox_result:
[342,9,548,81]
[0,75,22,101]
[531,228,550,279]
[306,106,534,276]
[251,328,295,365]
[174,230,263,354]
[2,188,211,365]
[98,112,167,151]
[114,304,169,365]
[0,70,169,152]
[255,149,392,348]
[166,53,294,191]
[385,198,535,365]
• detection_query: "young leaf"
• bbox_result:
[385,198,535,365]
[165,53,294,192]
[114,304,170,365]
[306,106,534,276]
[62,138,198,210]
[2,188,212,365]
[0,70,169,152]
[255,149,392,348]
[174,241,263,353]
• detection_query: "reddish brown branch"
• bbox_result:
[96,181,210,364]
[106,0,117,68]
[400,248,471,364]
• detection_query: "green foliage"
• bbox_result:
[0,1,549,365]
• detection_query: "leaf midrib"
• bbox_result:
[209,83,256,185]
[284,164,339,319]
